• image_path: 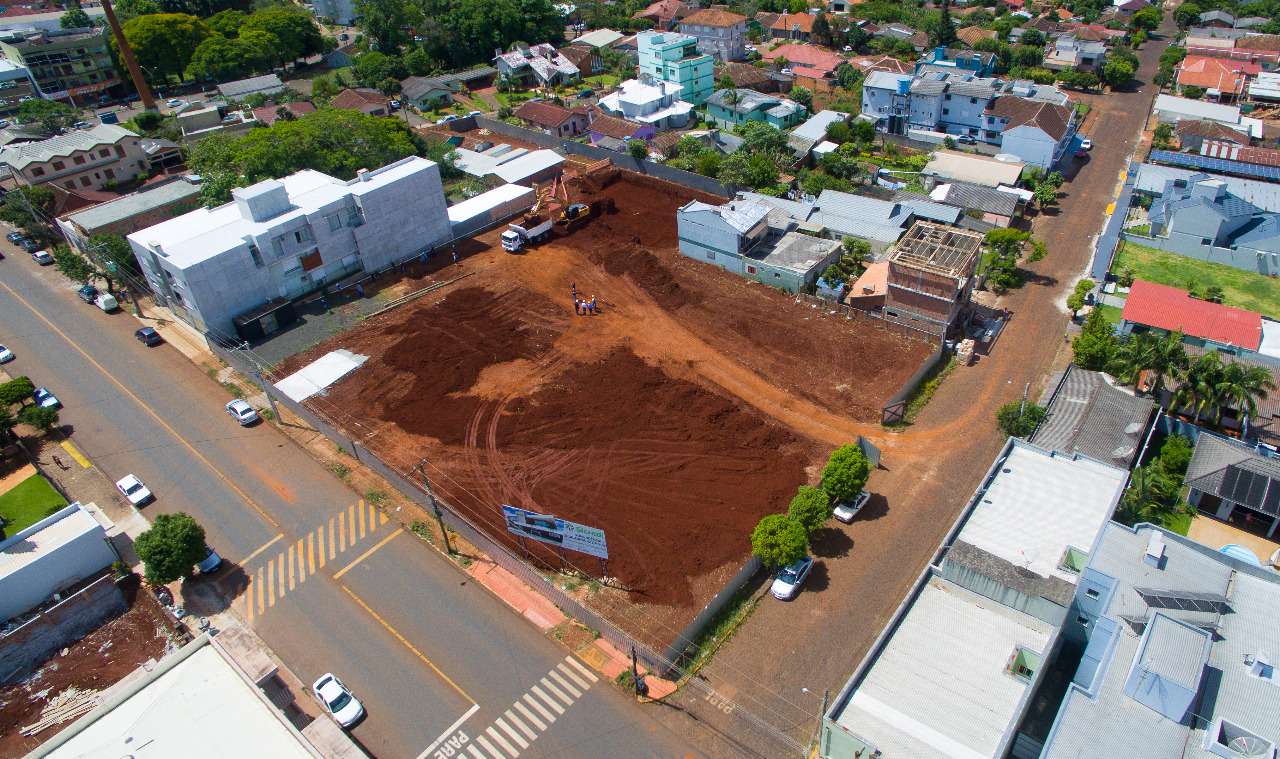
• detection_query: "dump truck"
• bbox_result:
[501,213,553,252]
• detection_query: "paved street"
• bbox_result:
[0,250,701,759]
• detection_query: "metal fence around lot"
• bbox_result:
[795,292,944,344]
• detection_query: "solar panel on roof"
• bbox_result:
[1223,464,1240,495]
[1135,588,1230,613]
[1151,149,1280,181]
[1264,482,1280,516]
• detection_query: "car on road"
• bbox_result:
[1080,137,1092,151]
[575,89,594,99]
[20,238,42,252]
[389,99,400,110]
[166,98,186,108]
[135,326,162,346]
[437,114,459,124]
[771,555,814,600]
[6,231,25,242]
[833,489,871,523]
[338,33,349,40]
[226,399,259,426]
[467,109,481,117]
[31,249,54,265]
[71,121,92,130]
[1075,147,1088,158]
[115,474,153,505]
[77,285,99,303]
[33,387,58,408]
[0,119,9,129]
[843,45,853,52]
[313,673,364,728]
[957,134,976,144]
[0,344,12,363]
[196,545,222,574]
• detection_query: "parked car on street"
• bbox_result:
[833,489,871,523]
[771,555,815,600]
[115,474,153,505]
[226,399,259,426]
[1080,137,1092,151]
[32,387,58,408]
[135,327,163,346]
[0,344,12,363]
[313,674,365,728]
[31,249,54,264]
[77,285,99,303]
[196,545,222,574]
[20,238,43,252]
[6,231,25,243]
[957,134,976,144]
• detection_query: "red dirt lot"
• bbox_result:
[283,170,934,648]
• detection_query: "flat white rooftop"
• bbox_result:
[0,502,99,581]
[956,444,1128,584]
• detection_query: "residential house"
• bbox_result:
[848,54,913,75]
[878,22,931,51]
[56,175,202,256]
[1235,16,1269,28]
[1250,70,1280,101]
[127,157,452,336]
[330,87,392,117]
[637,31,714,104]
[1113,0,1151,17]
[649,129,686,157]
[984,95,1078,169]
[1119,280,1264,354]
[250,101,315,127]
[884,221,984,330]
[1144,176,1280,274]
[924,149,1028,187]
[494,44,580,88]
[998,0,1024,11]
[1176,56,1260,101]
[325,42,358,68]
[1134,163,1280,213]
[886,191,965,226]
[914,46,997,77]
[1043,35,1108,73]
[1039,520,1280,759]
[632,0,688,30]
[559,45,604,79]
[0,27,120,106]
[1030,365,1155,469]
[176,106,255,144]
[791,109,851,144]
[929,180,1023,226]
[139,137,183,173]
[513,100,590,136]
[675,198,842,292]
[587,113,655,150]
[1199,9,1236,27]
[401,76,455,108]
[311,0,354,25]
[704,88,806,130]
[844,260,888,310]
[1153,94,1263,138]
[0,123,147,191]
[598,74,695,128]
[810,189,916,252]
[217,74,285,102]
[571,28,625,49]
[1184,432,1280,536]
[1197,138,1280,167]
[760,43,843,80]
[0,502,117,623]
[715,61,777,92]
[956,25,999,48]
[769,10,820,41]
[678,8,747,62]
[1185,30,1280,67]
[1174,119,1247,151]
[820,438,1128,759]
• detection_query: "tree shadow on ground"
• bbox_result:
[805,561,831,594]
[811,526,853,559]
[856,493,890,522]
[1021,271,1059,288]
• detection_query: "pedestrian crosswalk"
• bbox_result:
[233,499,390,620]
[427,656,599,759]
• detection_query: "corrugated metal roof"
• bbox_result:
[1136,612,1212,689]
[791,110,850,143]
[931,180,1020,216]
[1136,163,1280,211]
[1029,365,1154,468]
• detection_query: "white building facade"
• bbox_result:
[127,157,451,337]
[596,74,694,128]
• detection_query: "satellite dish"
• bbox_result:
[1228,736,1269,756]
[1125,422,1144,435]
[1113,446,1136,460]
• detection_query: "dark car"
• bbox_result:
[135,327,162,346]
[18,238,40,252]
[31,250,53,265]
[5,231,24,243]
[957,134,976,144]
[575,89,595,99]
[77,285,99,303]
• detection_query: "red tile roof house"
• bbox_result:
[633,0,688,30]
[250,101,315,126]
[1119,280,1264,355]
[587,114,656,150]
[1175,56,1261,101]
[513,100,590,137]
[769,11,822,42]
[761,43,843,79]
[329,88,392,117]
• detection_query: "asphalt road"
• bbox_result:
[0,248,699,759]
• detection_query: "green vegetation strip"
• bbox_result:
[1093,304,1124,328]
[0,474,68,533]
[1112,240,1280,319]
[677,585,763,679]
[885,356,957,430]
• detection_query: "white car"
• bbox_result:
[115,474,153,505]
[32,387,59,407]
[833,489,871,523]
[313,673,364,728]
[0,343,12,363]
[770,555,814,600]
[225,399,259,425]
[196,545,222,574]
[1079,137,1092,151]
[166,98,186,108]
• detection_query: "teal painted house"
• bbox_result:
[637,31,714,105]
[704,89,807,130]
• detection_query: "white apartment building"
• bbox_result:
[678,8,748,62]
[596,74,694,128]
[0,123,148,190]
[127,157,451,337]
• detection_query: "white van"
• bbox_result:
[95,293,118,311]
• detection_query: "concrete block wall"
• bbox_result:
[1120,231,1280,276]
[0,575,126,684]
[350,163,452,271]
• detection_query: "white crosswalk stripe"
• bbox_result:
[515,698,548,730]
[557,661,591,691]
[564,655,599,683]
[465,744,487,759]
[522,692,555,724]
[486,726,519,757]
[539,677,573,707]
[494,719,529,751]
[549,669,582,698]
[531,684,565,715]
[474,733,504,758]
[504,710,538,742]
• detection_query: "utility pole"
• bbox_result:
[631,647,649,697]
[239,342,280,425]
[1019,382,1030,416]
[100,0,156,111]
[418,461,452,554]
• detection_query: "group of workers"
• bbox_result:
[571,282,598,316]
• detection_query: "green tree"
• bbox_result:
[932,1,956,47]
[134,512,208,585]
[1102,58,1134,87]
[791,85,813,110]
[1067,291,1086,317]
[852,118,876,143]
[208,8,247,37]
[716,72,736,90]
[717,151,752,187]
[1174,3,1201,27]
[1216,360,1278,424]
[1115,464,1177,526]
[0,406,14,436]
[1034,182,1057,208]
[626,139,649,159]
[312,74,340,101]
[1171,350,1224,422]
[0,376,35,408]
[788,485,832,535]
[750,514,809,570]
[52,245,97,285]
[1072,307,1117,370]
[1106,329,1186,395]
[60,1,93,29]
[835,62,862,91]
[87,233,140,278]
[1203,285,1224,304]
[20,405,58,432]
[1019,28,1045,47]
[18,99,80,134]
[0,186,55,228]
[236,28,281,71]
[811,11,832,45]
[1153,122,1173,147]
[821,444,871,503]
[114,0,162,16]
[354,0,420,54]
[117,13,215,81]
[995,401,1046,437]
[695,152,721,177]
[1129,6,1162,30]
[239,6,323,64]
[1160,434,1194,476]
[187,36,254,82]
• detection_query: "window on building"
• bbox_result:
[80,176,91,187]
[272,237,285,258]
[247,244,264,268]
[942,108,949,115]
[347,206,364,227]
[774,273,780,278]
[970,97,977,104]
[746,265,756,274]
[295,226,312,244]
[104,168,114,179]
[1076,615,1089,625]
[73,155,85,165]
[1007,646,1041,681]
[52,160,66,171]
[31,167,44,176]
[944,94,951,100]
[63,180,75,189]
[1059,547,1088,574]
[1085,588,1100,599]
[99,149,110,159]
[706,250,715,260]
[114,145,125,158]
[327,214,341,232]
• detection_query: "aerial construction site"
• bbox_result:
[280,167,935,648]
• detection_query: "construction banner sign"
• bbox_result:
[502,505,609,560]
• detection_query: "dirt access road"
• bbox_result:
[682,26,1175,754]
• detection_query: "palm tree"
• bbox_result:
[1214,361,1278,426]
[1146,330,1188,397]
[1106,329,1186,395]
[1170,350,1224,423]
[1107,332,1150,387]
[1116,463,1175,526]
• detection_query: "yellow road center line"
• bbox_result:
[296,538,305,583]
[358,499,366,539]
[0,279,281,530]
[333,528,403,580]
[60,440,91,468]
[339,583,474,705]
[243,534,283,566]
[267,560,275,607]
[308,533,315,575]
[328,518,336,560]
[288,545,296,590]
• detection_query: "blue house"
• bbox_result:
[914,47,997,78]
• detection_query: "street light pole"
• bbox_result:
[417,460,452,554]
[238,341,281,425]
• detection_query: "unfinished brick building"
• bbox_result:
[885,221,984,332]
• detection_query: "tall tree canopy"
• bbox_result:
[116,13,215,80]
[238,6,323,63]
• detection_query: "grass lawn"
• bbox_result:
[1093,303,1124,327]
[1112,239,1280,320]
[1163,510,1193,536]
[0,473,67,534]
